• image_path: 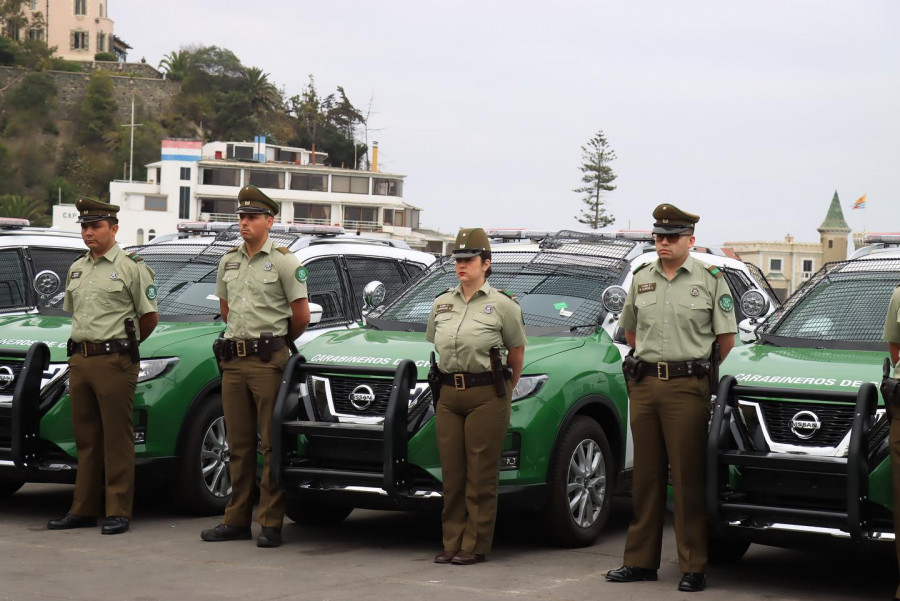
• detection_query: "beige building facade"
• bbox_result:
[726,191,851,302]
[3,0,117,61]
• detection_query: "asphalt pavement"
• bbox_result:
[0,484,895,601]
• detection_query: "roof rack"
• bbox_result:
[0,217,30,229]
[176,221,345,236]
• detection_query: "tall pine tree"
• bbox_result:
[574,130,617,229]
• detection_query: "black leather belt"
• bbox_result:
[67,339,134,358]
[223,337,286,358]
[638,359,710,380]
[439,371,494,390]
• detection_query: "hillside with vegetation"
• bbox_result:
[0,38,368,225]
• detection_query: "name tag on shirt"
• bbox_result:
[71,271,81,279]
[638,283,656,294]
[436,303,454,313]
[225,262,240,270]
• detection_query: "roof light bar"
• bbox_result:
[863,233,900,245]
[177,221,345,236]
[176,222,234,232]
[615,230,654,241]
[0,217,30,229]
[486,228,555,240]
[284,224,345,235]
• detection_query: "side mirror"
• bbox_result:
[739,289,770,319]
[308,302,323,325]
[737,317,760,344]
[362,281,386,312]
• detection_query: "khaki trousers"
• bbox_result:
[435,383,510,555]
[68,352,139,519]
[624,374,710,573]
[890,419,900,598]
[220,347,289,529]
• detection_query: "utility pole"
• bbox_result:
[121,78,142,182]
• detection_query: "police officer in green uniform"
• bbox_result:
[882,285,900,600]
[47,198,158,535]
[201,185,310,548]
[606,204,736,592]
[426,228,527,565]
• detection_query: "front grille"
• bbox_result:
[0,360,24,395]
[758,400,854,447]
[322,376,395,417]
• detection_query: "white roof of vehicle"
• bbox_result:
[0,230,85,250]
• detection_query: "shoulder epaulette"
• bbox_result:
[76,251,89,262]
[632,263,648,275]
[434,287,452,298]
[127,252,143,263]
[705,264,724,279]
[225,245,241,254]
[498,289,519,303]
[275,246,290,255]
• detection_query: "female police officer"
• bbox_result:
[426,228,526,565]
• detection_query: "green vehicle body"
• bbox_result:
[709,248,900,560]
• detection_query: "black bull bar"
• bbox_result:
[707,375,880,541]
[0,343,50,469]
[271,354,418,496]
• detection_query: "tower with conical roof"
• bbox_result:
[818,190,851,263]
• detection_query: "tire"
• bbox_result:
[0,479,24,498]
[544,416,615,547]
[285,498,353,526]
[176,394,231,515]
[708,535,750,564]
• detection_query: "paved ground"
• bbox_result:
[0,484,896,601]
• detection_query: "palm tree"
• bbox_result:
[0,194,50,226]
[158,50,191,82]
[243,66,281,113]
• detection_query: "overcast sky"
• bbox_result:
[114,0,899,245]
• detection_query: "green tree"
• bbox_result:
[77,70,117,146]
[289,75,331,159]
[574,130,617,229]
[0,193,50,226]
[158,49,191,82]
[243,66,281,113]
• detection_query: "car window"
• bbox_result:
[30,247,86,308]
[345,257,407,311]
[402,261,427,279]
[0,248,28,310]
[720,267,755,323]
[305,258,350,327]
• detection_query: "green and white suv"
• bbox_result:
[272,230,778,546]
[0,225,434,510]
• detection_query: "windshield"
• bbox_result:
[368,248,629,337]
[757,258,900,350]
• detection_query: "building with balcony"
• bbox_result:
[725,191,850,302]
[51,137,452,253]
[2,0,126,61]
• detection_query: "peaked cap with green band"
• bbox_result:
[75,197,120,223]
[651,203,699,235]
[451,227,491,258]
[236,184,279,216]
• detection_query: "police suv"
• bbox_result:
[270,230,778,546]
[708,233,900,561]
[0,223,434,509]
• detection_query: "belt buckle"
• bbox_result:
[81,343,88,358]
[657,362,669,381]
[235,340,247,358]
[453,373,466,390]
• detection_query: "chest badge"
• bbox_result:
[264,262,273,271]
[484,304,494,314]
[691,286,699,297]
[71,271,82,279]
[109,271,118,280]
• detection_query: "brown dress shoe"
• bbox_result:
[434,550,458,564]
[451,551,486,565]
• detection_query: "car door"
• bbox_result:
[343,256,411,314]
[296,257,356,346]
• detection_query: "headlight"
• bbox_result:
[137,357,179,383]
[511,375,548,402]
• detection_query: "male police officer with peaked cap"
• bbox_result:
[48,198,158,535]
[201,185,310,548]
[606,203,736,592]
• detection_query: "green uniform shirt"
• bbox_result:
[64,244,158,343]
[425,281,527,373]
[618,256,737,363]
[215,237,308,340]
[883,286,900,378]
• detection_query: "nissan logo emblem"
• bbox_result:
[790,410,821,440]
[350,385,376,410]
[0,366,14,391]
